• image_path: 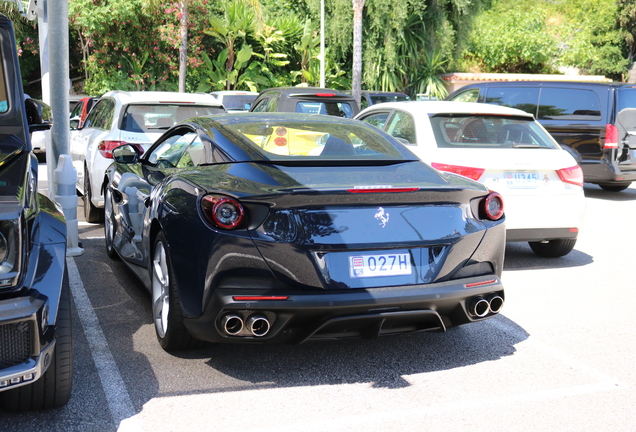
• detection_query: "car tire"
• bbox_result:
[598,182,631,192]
[104,186,119,259]
[528,238,576,258]
[83,165,104,223]
[151,232,203,351]
[0,271,73,411]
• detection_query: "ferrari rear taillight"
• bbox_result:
[431,162,485,181]
[481,192,504,221]
[98,141,145,159]
[557,165,584,187]
[604,124,619,149]
[201,195,244,229]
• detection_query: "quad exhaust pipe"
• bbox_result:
[469,294,504,317]
[220,313,271,337]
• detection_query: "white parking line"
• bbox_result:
[66,257,141,431]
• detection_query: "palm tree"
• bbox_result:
[352,0,365,107]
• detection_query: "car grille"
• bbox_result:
[0,321,32,369]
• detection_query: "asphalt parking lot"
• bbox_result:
[1,166,635,431]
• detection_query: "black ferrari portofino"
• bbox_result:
[103,113,506,351]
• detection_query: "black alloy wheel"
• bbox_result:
[104,186,118,259]
[528,238,576,258]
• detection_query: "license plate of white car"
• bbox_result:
[504,172,539,188]
[349,253,412,278]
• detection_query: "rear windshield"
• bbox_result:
[224,120,411,162]
[429,114,558,149]
[370,94,411,104]
[295,101,355,118]
[217,94,256,110]
[121,104,225,132]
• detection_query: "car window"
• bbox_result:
[225,120,412,161]
[617,86,636,113]
[538,88,601,120]
[449,89,479,103]
[360,97,369,110]
[216,94,256,110]
[0,54,8,113]
[176,135,207,167]
[370,94,411,104]
[70,100,83,118]
[485,87,539,116]
[360,112,390,129]
[147,131,197,168]
[385,110,416,144]
[84,99,115,130]
[295,102,354,118]
[121,104,225,132]
[429,114,558,149]
[251,97,270,112]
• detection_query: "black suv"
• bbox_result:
[249,87,360,118]
[0,14,72,410]
[447,81,636,191]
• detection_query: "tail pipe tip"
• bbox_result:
[247,314,271,337]
[221,314,244,336]
[470,297,490,318]
[487,294,504,314]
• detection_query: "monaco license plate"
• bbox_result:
[504,172,539,189]
[349,253,412,278]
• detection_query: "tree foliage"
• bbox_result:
[7,0,636,99]
[461,0,628,79]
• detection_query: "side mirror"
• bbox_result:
[244,103,251,110]
[70,116,80,130]
[25,98,52,133]
[112,144,141,164]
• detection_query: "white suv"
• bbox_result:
[70,91,225,222]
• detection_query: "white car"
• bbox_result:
[209,90,258,112]
[356,101,586,257]
[70,90,225,222]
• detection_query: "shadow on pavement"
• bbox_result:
[584,184,636,201]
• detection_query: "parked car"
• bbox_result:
[249,87,360,118]
[0,13,72,411]
[209,90,258,112]
[356,101,585,257]
[447,81,636,191]
[103,112,506,351]
[70,95,99,129]
[344,90,411,109]
[70,90,225,222]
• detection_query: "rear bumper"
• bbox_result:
[502,190,585,232]
[184,275,504,344]
[581,157,636,184]
[506,227,578,242]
